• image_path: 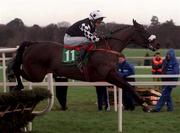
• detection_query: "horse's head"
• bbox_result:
[132,19,160,51]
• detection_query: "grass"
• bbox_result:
[31,87,180,133]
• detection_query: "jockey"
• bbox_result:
[64,10,105,66]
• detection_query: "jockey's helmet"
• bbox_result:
[89,10,105,22]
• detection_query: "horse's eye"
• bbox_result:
[140,26,144,30]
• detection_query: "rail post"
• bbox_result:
[2,52,7,92]
[114,86,118,111]
[118,88,122,132]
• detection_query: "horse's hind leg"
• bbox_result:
[22,64,47,82]
[106,70,151,112]
[14,74,24,91]
[8,59,24,91]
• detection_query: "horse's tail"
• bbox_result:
[5,41,36,90]
[12,41,35,73]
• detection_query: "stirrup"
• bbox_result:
[77,62,82,68]
[77,61,83,70]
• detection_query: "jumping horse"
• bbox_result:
[11,20,160,112]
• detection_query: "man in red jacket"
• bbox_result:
[151,52,163,75]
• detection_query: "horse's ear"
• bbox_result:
[133,19,138,26]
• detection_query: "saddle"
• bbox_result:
[63,43,94,73]
[62,43,94,63]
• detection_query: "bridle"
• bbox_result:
[92,26,133,56]
[93,25,157,55]
[132,25,158,51]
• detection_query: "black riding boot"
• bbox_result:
[76,48,87,69]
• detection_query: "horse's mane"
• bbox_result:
[110,25,131,34]
[36,41,64,46]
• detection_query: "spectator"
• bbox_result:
[144,52,151,66]
[54,76,68,111]
[152,48,179,112]
[117,53,135,111]
[151,52,163,75]
[96,86,110,111]
[151,52,163,90]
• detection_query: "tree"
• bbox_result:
[0,25,14,47]
[6,18,25,29]
[57,21,71,28]
[162,19,175,27]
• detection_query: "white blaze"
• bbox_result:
[148,35,156,42]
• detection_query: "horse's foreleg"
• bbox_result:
[106,70,151,112]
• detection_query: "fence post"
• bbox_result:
[118,88,122,132]
[114,86,117,111]
[32,73,54,116]
[2,52,7,92]
[27,82,33,131]
[47,73,54,111]
[29,82,33,90]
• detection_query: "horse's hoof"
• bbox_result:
[142,102,152,112]
[60,106,68,111]
[11,86,23,92]
[142,106,152,112]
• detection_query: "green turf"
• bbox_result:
[31,87,180,133]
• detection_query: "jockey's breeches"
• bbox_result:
[64,34,90,46]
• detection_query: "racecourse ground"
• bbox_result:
[32,87,180,133]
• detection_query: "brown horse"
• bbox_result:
[11,20,160,112]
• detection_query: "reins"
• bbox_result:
[91,48,121,57]
[90,25,133,56]
[90,25,142,56]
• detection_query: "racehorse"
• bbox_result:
[11,20,160,112]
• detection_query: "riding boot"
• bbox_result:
[76,48,87,69]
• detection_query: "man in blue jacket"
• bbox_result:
[117,53,135,110]
[153,48,179,112]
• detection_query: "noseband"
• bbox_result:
[133,28,157,51]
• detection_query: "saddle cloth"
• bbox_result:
[62,43,94,63]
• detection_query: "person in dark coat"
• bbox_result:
[96,86,110,111]
[54,76,68,111]
[144,52,151,66]
[152,48,179,112]
[117,53,135,111]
